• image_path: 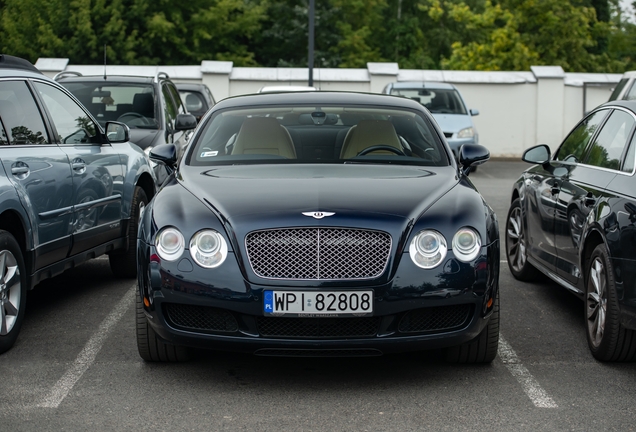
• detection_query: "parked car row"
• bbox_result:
[0,54,157,353]
[1,53,635,365]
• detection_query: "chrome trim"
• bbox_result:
[245,227,392,281]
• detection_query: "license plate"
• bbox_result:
[263,290,373,317]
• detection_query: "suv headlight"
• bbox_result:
[190,230,228,268]
[452,227,481,262]
[155,227,185,261]
[409,230,447,269]
[457,127,475,138]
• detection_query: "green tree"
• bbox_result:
[0,0,268,66]
[440,0,624,71]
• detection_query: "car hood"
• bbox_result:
[178,164,458,231]
[129,129,161,150]
[431,114,473,134]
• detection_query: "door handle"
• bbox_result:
[11,166,29,175]
[11,162,29,179]
[71,158,87,174]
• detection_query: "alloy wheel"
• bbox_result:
[0,249,20,336]
[506,206,527,273]
[587,257,607,348]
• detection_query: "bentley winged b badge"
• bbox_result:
[302,211,335,219]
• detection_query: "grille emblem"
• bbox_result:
[302,211,335,219]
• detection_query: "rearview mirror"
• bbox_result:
[149,144,178,167]
[459,144,490,175]
[522,144,551,164]
[175,113,197,131]
[105,121,129,143]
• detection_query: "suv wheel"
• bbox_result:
[110,186,148,278]
[0,231,27,354]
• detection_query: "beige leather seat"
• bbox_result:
[231,117,296,158]
[340,119,402,159]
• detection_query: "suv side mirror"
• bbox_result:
[105,121,130,143]
[522,144,551,164]
[469,108,479,116]
[175,114,197,131]
[459,144,489,175]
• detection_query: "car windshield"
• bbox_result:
[390,88,467,115]
[187,105,449,167]
[61,82,158,130]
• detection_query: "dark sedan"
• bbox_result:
[137,91,500,363]
[506,100,636,361]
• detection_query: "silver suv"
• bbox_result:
[0,55,156,354]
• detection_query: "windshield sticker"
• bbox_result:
[200,151,218,157]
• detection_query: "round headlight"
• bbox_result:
[190,230,228,268]
[452,227,481,262]
[409,230,447,269]
[155,227,185,261]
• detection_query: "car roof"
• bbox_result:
[175,82,208,91]
[0,54,45,78]
[389,81,457,90]
[598,99,636,111]
[56,74,157,85]
[258,85,318,93]
[214,91,428,111]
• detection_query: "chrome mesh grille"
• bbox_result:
[246,228,391,280]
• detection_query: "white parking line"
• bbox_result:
[37,284,136,409]
[498,336,558,408]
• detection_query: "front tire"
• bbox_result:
[110,186,148,278]
[445,293,499,363]
[0,231,27,354]
[505,198,540,281]
[136,293,190,362]
[585,244,636,361]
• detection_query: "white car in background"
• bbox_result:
[383,82,480,161]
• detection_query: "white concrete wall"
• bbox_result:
[35,58,622,158]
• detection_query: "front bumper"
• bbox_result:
[137,241,499,356]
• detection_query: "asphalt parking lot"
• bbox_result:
[1,160,635,431]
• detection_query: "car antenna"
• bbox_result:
[103,44,107,80]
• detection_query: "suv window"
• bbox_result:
[0,80,49,145]
[162,83,178,130]
[34,82,99,144]
[583,109,635,171]
[555,109,608,163]
[166,83,186,115]
[62,82,158,129]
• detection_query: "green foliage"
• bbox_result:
[0,0,267,65]
[0,0,634,72]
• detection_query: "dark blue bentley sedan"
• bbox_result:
[137,91,500,363]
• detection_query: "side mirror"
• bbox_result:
[522,144,551,164]
[175,113,197,131]
[469,109,479,116]
[105,121,130,143]
[459,144,489,175]
[149,143,178,168]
